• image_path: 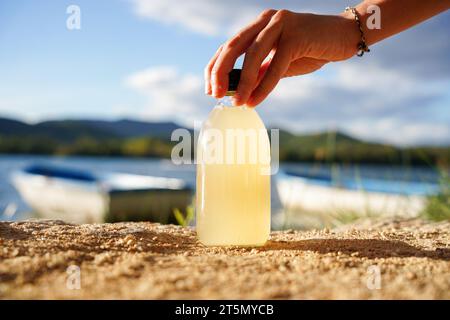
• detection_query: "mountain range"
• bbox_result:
[0,116,448,165]
[0,117,188,141]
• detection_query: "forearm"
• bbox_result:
[342,0,450,46]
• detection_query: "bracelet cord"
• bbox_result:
[345,6,370,57]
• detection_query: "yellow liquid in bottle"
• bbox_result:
[196,102,271,246]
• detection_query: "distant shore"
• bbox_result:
[0,149,449,167]
[1,117,449,166]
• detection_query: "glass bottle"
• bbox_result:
[196,69,271,246]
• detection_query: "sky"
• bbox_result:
[0,0,449,146]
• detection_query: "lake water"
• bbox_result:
[0,155,444,221]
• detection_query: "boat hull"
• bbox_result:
[11,169,193,224]
[12,173,107,223]
[276,176,426,218]
[107,189,193,224]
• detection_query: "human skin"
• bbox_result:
[204,0,450,107]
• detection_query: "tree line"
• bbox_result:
[0,134,449,167]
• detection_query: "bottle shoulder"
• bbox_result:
[203,104,266,131]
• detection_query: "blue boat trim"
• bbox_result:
[21,164,194,192]
[24,164,98,182]
[282,169,439,196]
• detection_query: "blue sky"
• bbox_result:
[0,0,219,118]
[0,0,449,146]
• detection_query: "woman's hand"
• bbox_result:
[204,9,359,106]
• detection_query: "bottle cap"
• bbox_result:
[227,69,241,95]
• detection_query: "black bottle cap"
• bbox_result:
[227,69,241,94]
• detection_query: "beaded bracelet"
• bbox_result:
[345,6,370,57]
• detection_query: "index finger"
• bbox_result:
[210,9,277,98]
[204,45,223,95]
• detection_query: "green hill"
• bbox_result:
[0,117,449,166]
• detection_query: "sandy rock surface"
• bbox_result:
[0,218,449,299]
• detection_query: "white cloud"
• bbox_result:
[130,0,262,36]
[129,0,343,36]
[348,119,450,146]
[125,1,450,146]
[258,62,450,146]
[129,0,450,80]
[125,63,450,146]
[125,66,213,123]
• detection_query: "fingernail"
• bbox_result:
[213,85,222,98]
[232,94,241,106]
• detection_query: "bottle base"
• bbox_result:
[198,239,268,247]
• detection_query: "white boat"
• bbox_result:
[276,169,439,219]
[11,164,193,224]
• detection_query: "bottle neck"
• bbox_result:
[217,95,234,107]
